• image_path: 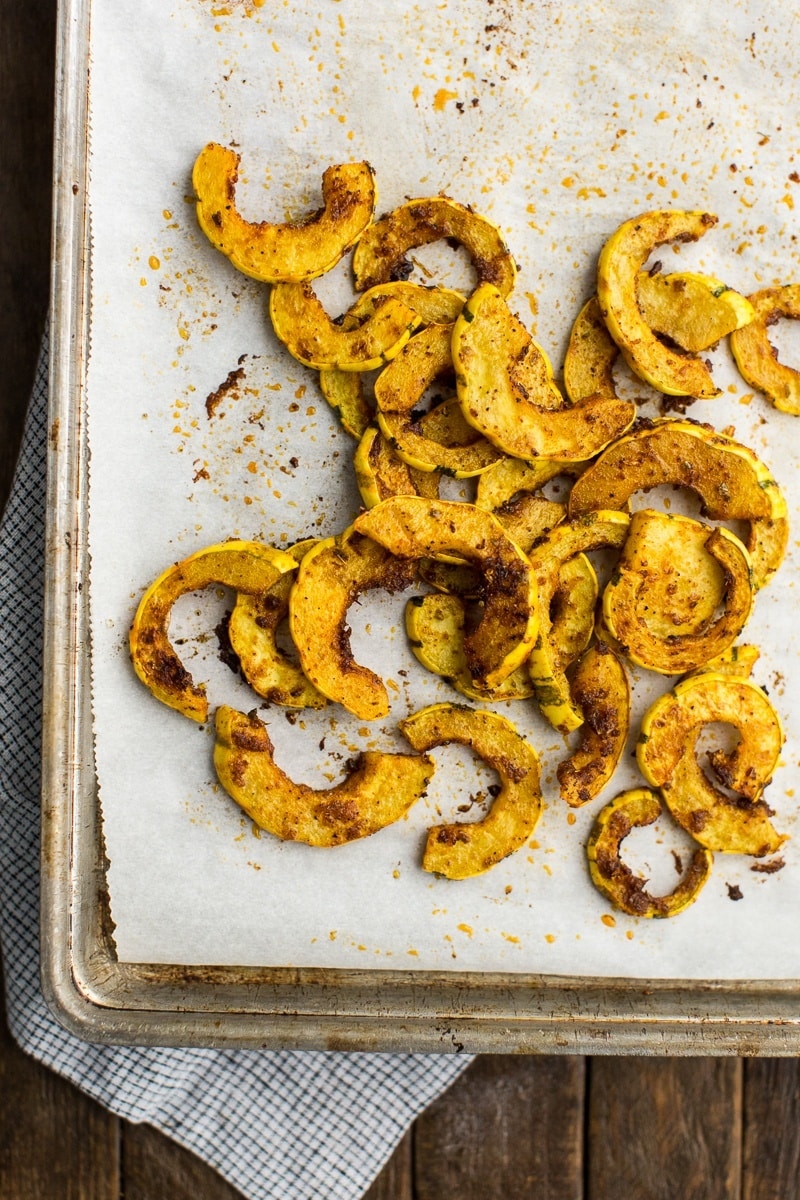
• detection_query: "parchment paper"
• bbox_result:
[88,0,800,974]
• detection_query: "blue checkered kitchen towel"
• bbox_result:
[0,334,472,1200]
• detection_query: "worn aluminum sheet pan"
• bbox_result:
[39,0,800,1052]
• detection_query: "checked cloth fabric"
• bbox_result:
[0,334,472,1200]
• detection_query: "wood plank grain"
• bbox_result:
[123,1124,245,1200]
[362,1132,413,1200]
[743,1060,800,1200]
[0,0,55,503]
[0,961,120,1200]
[588,1058,742,1200]
[414,1055,585,1200]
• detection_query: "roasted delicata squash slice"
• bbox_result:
[400,703,542,879]
[602,511,754,674]
[318,366,375,438]
[374,323,501,477]
[405,593,535,702]
[548,554,600,669]
[563,296,619,404]
[597,209,721,397]
[228,539,327,709]
[730,284,800,414]
[526,511,631,733]
[354,426,440,508]
[288,528,417,720]
[353,496,538,689]
[568,418,788,588]
[475,457,578,553]
[636,271,754,352]
[587,788,713,917]
[683,642,760,681]
[193,145,375,283]
[417,559,483,598]
[130,540,297,723]
[215,706,433,846]
[352,196,516,297]
[269,281,420,371]
[557,643,630,808]
[453,284,636,461]
[637,672,786,857]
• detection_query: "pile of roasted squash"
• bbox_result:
[130,145,799,914]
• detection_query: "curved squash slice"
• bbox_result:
[288,529,417,720]
[568,418,788,589]
[193,145,375,283]
[269,281,419,371]
[130,540,297,723]
[353,496,538,689]
[318,367,374,439]
[475,457,579,553]
[374,324,501,477]
[597,209,720,397]
[354,426,440,508]
[588,788,713,917]
[453,284,635,461]
[730,284,800,414]
[229,539,327,709]
[352,196,516,297]
[637,271,754,352]
[400,703,542,879]
[637,673,785,857]
[215,706,433,846]
[564,295,624,404]
[557,643,630,808]
[405,593,535,702]
[602,512,754,674]
[526,512,631,733]
[683,642,760,681]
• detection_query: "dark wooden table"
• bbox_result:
[3,4,800,1198]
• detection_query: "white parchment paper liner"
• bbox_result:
[88,0,800,974]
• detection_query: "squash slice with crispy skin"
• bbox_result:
[130,540,298,723]
[352,196,516,297]
[453,285,636,461]
[597,210,721,397]
[374,324,501,477]
[229,540,327,709]
[557,643,630,808]
[269,281,420,371]
[354,426,440,509]
[475,456,579,553]
[354,496,538,689]
[730,284,800,414]
[288,529,417,720]
[526,511,631,733]
[400,703,542,879]
[588,789,713,917]
[602,511,754,674]
[637,672,786,857]
[568,418,788,589]
[215,706,433,846]
[193,145,375,283]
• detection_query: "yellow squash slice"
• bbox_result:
[475,457,578,553]
[269,281,420,371]
[567,418,788,589]
[130,540,298,723]
[400,703,542,879]
[215,706,433,846]
[352,196,516,297]
[730,284,800,414]
[405,592,535,701]
[557,643,630,808]
[193,145,375,283]
[637,672,786,857]
[588,788,713,917]
[636,271,754,352]
[353,496,538,689]
[354,426,440,509]
[228,540,327,709]
[374,323,501,477]
[453,284,635,461]
[597,209,721,397]
[526,512,631,733]
[288,529,417,720]
[563,296,619,404]
[602,511,754,674]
